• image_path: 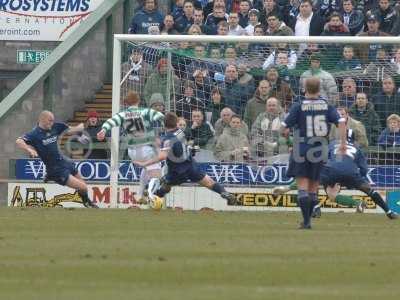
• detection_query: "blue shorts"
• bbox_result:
[286,154,324,181]
[46,160,78,186]
[320,167,367,190]
[164,162,205,186]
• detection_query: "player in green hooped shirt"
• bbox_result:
[97,91,164,203]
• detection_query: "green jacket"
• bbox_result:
[243,93,270,129]
[143,71,180,107]
[349,102,381,145]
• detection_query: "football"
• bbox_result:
[151,196,163,211]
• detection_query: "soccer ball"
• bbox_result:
[151,196,164,211]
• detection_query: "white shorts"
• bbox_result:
[128,144,161,171]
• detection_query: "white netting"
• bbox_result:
[112,36,400,207]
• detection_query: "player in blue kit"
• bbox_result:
[16,111,97,208]
[281,77,347,229]
[274,141,399,219]
[133,112,237,205]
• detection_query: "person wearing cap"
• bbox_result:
[121,48,152,100]
[300,53,339,105]
[128,0,164,34]
[357,13,391,64]
[245,8,261,35]
[371,0,398,34]
[80,110,108,159]
[378,114,400,148]
[143,58,181,106]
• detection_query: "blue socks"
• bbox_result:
[298,190,311,227]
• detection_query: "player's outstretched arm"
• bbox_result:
[133,150,168,168]
[67,123,84,134]
[16,138,38,158]
[97,112,125,141]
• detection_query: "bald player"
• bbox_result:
[16,111,97,208]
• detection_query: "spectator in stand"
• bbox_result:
[144,58,180,106]
[224,46,238,65]
[330,106,369,150]
[364,48,398,81]
[244,80,272,128]
[263,45,297,70]
[339,77,358,108]
[248,25,270,63]
[185,44,208,77]
[193,69,213,106]
[172,0,184,20]
[217,20,229,36]
[80,110,108,159]
[238,63,255,89]
[259,0,283,29]
[245,8,261,35]
[187,24,203,35]
[176,80,206,122]
[341,0,364,35]
[228,12,247,35]
[128,0,164,34]
[372,76,400,128]
[205,3,228,35]
[295,42,324,73]
[250,96,287,158]
[174,0,194,33]
[218,64,255,117]
[160,15,179,34]
[336,45,362,71]
[215,115,250,162]
[357,14,391,64]
[238,0,251,27]
[214,107,249,137]
[321,12,350,36]
[391,47,400,74]
[265,67,294,111]
[300,53,339,105]
[193,8,212,34]
[282,0,301,27]
[265,13,294,36]
[187,110,215,148]
[378,114,400,148]
[207,87,225,125]
[372,0,398,35]
[121,48,152,100]
[177,116,187,130]
[316,0,341,19]
[289,0,324,37]
[350,92,382,145]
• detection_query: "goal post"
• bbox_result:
[109,34,400,209]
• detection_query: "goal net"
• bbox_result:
[109,35,400,210]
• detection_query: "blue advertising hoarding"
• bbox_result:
[15,159,400,187]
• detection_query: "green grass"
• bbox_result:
[0,208,399,300]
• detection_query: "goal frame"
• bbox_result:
[110,34,400,208]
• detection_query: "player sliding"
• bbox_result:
[281,77,347,229]
[274,141,399,219]
[97,91,164,204]
[133,112,237,205]
[16,111,97,208]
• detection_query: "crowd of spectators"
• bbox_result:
[122,0,400,163]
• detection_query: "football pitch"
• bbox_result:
[0,208,399,300]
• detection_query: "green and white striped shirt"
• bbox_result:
[102,106,164,146]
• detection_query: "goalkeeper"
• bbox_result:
[97,91,164,203]
[274,141,398,220]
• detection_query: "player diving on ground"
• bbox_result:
[132,112,237,206]
[273,141,399,219]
